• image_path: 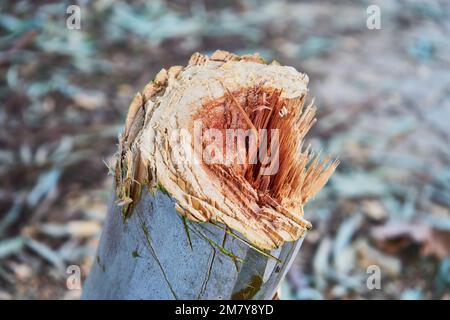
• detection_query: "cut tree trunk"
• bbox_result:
[82,190,303,299]
[82,50,337,300]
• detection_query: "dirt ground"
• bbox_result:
[0,0,449,299]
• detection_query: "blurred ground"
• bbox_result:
[1,0,450,299]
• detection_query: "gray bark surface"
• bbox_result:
[82,190,303,300]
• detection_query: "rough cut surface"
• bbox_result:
[115,50,338,250]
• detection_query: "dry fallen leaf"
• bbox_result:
[371,222,450,259]
[355,239,402,276]
[361,200,388,221]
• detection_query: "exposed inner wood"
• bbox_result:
[114,50,338,250]
[196,86,338,240]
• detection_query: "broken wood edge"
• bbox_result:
[113,50,338,252]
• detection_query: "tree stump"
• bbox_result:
[82,50,337,300]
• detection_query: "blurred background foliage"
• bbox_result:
[0,0,450,299]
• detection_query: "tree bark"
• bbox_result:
[82,190,303,300]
